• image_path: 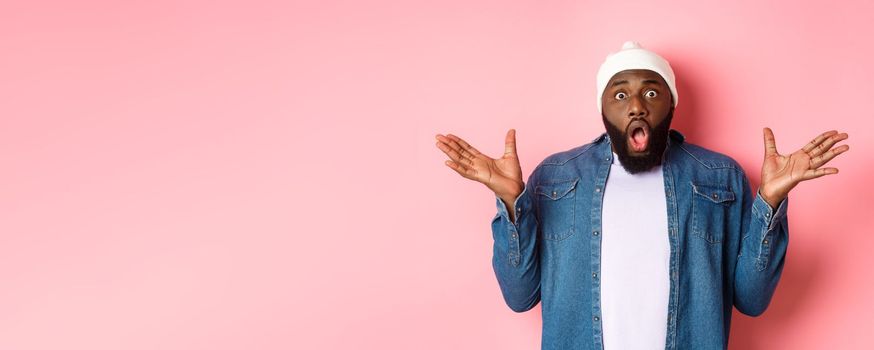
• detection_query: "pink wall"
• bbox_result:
[1,0,871,349]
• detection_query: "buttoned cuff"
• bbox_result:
[753,189,788,231]
[494,183,532,227]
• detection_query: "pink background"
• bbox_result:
[1,0,872,349]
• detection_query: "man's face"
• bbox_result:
[601,69,674,174]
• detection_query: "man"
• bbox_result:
[435,41,849,349]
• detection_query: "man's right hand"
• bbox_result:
[435,129,525,202]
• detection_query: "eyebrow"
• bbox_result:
[610,79,664,87]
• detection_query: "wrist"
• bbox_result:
[758,188,784,210]
[496,182,524,201]
[499,194,520,206]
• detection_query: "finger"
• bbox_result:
[801,167,839,181]
[435,140,474,167]
[810,144,850,168]
[444,159,478,180]
[436,135,474,160]
[808,132,848,158]
[446,134,483,157]
[504,129,517,156]
[801,130,838,154]
[763,127,778,156]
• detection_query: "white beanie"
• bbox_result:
[596,41,678,114]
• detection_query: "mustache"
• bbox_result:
[601,108,674,174]
[625,118,651,134]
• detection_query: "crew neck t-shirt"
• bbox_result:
[601,151,671,349]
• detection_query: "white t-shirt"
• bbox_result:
[601,152,671,349]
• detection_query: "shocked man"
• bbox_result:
[435,41,850,349]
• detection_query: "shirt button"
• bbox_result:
[594,316,600,321]
[763,239,769,244]
[595,188,601,192]
[592,272,597,278]
[712,193,718,199]
[511,233,517,239]
[593,230,599,236]
[552,191,557,197]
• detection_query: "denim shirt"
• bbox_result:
[491,129,789,350]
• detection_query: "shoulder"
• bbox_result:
[666,132,754,204]
[674,139,743,172]
[528,137,603,184]
[540,144,597,167]
[525,133,607,184]
[538,132,608,168]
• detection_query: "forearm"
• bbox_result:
[734,189,789,316]
[491,182,541,312]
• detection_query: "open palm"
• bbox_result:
[760,128,849,207]
[435,129,524,199]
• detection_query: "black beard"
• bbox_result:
[601,108,673,174]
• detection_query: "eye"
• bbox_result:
[614,92,627,100]
[645,90,658,98]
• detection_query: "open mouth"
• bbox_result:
[627,120,650,153]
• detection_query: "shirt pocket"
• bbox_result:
[690,182,735,244]
[534,178,579,241]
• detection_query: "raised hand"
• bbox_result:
[760,128,850,208]
[435,129,525,200]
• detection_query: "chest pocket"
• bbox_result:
[535,178,579,241]
[690,182,735,244]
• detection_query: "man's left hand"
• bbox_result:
[760,128,850,209]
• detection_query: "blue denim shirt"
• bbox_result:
[491,129,788,349]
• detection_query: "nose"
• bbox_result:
[628,95,648,119]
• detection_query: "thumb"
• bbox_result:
[763,127,778,156]
[504,129,517,156]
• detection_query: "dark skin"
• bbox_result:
[601,69,673,157]
[435,69,850,218]
[604,69,851,208]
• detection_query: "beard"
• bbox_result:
[601,108,673,174]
